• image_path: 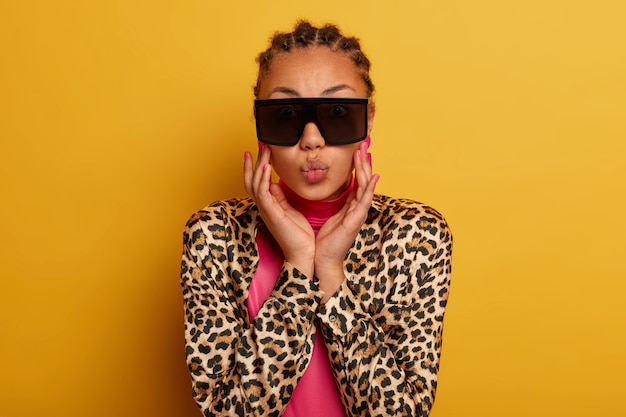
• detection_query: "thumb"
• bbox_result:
[269,182,286,202]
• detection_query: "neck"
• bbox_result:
[279,177,354,230]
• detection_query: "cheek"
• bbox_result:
[268,150,293,174]
[336,148,357,173]
[345,145,359,163]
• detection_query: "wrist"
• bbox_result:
[313,261,345,303]
[313,260,344,278]
[286,257,314,279]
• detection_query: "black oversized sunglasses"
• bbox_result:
[254,97,369,146]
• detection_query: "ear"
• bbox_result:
[367,101,376,134]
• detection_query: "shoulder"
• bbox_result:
[184,197,257,232]
[370,194,451,240]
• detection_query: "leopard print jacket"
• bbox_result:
[181,194,452,417]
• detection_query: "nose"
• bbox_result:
[299,121,325,150]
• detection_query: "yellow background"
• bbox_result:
[1,1,625,416]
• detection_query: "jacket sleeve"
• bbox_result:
[181,206,322,417]
[317,211,453,417]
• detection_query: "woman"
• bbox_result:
[181,20,452,417]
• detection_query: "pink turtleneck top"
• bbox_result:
[246,179,355,417]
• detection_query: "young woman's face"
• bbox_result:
[257,46,374,200]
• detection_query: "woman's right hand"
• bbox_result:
[243,144,315,278]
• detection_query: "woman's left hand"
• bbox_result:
[314,142,379,302]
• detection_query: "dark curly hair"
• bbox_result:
[254,20,374,98]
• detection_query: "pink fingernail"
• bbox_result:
[243,152,248,161]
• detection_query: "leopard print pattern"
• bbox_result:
[181,194,452,416]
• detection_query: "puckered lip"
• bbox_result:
[301,160,328,172]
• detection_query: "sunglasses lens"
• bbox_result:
[255,98,368,146]
[316,103,367,145]
[256,104,304,146]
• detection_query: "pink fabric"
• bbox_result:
[247,178,355,417]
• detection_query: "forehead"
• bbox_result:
[258,46,367,98]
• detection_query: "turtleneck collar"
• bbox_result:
[278,177,355,230]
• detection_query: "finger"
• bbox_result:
[268,181,287,206]
[359,174,379,208]
[259,163,273,196]
[366,174,379,196]
[353,145,372,199]
[251,145,272,196]
[243,151,255,197]
[254,142,264,168]
[351,172,378,217]
[255,142,273,169]
[253,163,278,218]
[358,143,372,181]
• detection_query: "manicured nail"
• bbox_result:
[243,152,248,161]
